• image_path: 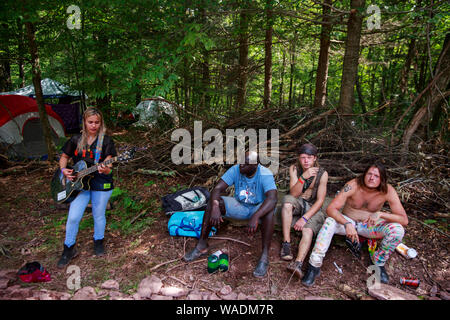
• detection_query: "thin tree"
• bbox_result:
[24,19,56,161]
[338,0,365,114]
[236,5,250,113]
[263,0,274,109]
[313,0,333,109]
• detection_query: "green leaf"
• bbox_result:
[424,219,437,225]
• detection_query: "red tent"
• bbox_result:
[0,95,66,157]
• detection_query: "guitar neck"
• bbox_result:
[78,157,118,178]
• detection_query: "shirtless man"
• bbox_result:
[302,162,408,286]
[280,143,328,279]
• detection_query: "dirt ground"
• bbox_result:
[0,156,449,300]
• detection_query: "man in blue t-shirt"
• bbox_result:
[183,151,278,278]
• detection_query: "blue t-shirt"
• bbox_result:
[221,164,277,205]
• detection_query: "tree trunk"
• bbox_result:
[279,48,286,107]
[16,19,26,88]
[201,49,211,111]
[94,30,110,110]
[401,33,450,152]
[356,72,367,113]
[337,0,365,114]
[236,7,249,113]
[313,0,333,109]
[399,39,417,99]
[288,31,298,107]
[24,20,56,161]
[0,23,12,92]
[263,0,274,109]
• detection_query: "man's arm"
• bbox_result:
[208,179,229,226]
[290,167,319,198]
[378,185,408,226]
[248,189,278,234]
[326,179,359,243]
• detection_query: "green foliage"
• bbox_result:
[108,187,158,235]
[0,0,448,136]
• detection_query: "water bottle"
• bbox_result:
[218,253,229,272]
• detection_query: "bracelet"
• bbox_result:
[61,168,66,175]
[344,222,352,227]
[302,216,308,223]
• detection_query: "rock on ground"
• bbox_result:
[72,286,98,300]
[368,284,419,300]
[137,275,163,299]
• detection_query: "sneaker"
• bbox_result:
[94,239,105,256]
[287,260,303,278]
[57,244,78,268]
[280,241,293,261]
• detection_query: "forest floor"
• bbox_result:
[0,129,449,301]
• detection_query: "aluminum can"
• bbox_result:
[400,277,420,287]
[207,250,222,273]
[396,243,418,259]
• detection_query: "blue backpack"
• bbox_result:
[168,211,216,238]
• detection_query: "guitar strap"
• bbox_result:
[94,133,104,165]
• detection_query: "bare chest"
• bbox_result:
[347,191,386,212]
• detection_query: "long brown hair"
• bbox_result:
[356,162,388,193]
[77,107,106,153]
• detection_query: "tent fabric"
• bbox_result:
[133,97,179,128]
[0,95,65,158]
[49,103,81,134]
[0,78,85,99]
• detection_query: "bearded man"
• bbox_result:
[302,162,408,286]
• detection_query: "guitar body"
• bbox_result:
[50,148,135,204]
[51,160,92,204]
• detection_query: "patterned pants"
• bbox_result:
[309,215,404,267]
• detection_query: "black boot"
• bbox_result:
[302,263,321,287]
[94,239,105,256]
[378,265,389,284]
[57,244,78,268]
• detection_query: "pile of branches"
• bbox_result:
[122,106,449,216]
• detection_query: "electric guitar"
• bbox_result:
[50,149,135,204]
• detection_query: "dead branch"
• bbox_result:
[149,258,180,271]
[209,236,251,247]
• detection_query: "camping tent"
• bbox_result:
[0,78,84,133]
[0,78,86,99]
[133,97,180,128]
[0,95,65,158]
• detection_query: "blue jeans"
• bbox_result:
[64,189,113,247]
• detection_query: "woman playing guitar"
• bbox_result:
[57,107,117,268]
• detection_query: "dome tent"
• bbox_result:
[0,78,85,134]
[133,97,180,128]
[0,95,65,158]
[0,78,86,99]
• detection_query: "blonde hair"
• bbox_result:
[77,107,106,153]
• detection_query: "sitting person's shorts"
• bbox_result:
[281,194,326,236]
[220,196,275,221]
